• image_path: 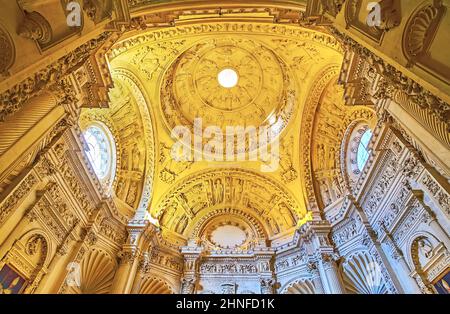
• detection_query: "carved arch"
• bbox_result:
[407,231,442,272]
[154,168,303,239]
[112,67,157,218]
[301,65,376,212]
[188,207,268,242]
[299,66,340,215]
[0,229,51,293]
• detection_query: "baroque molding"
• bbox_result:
[0,32,112,121]
[332,27,450,133]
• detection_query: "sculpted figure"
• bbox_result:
[213,179,224,204]
[132,144,140,171]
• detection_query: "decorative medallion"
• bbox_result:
[160,37,296,150]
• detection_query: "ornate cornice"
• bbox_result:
[331,26,450,133]
[0,32,112,121]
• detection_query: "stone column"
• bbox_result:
[307,262,325,294]
[299,220,346,294]
[110,221,148,294]
[180,243,202,294]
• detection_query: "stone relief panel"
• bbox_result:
[154,168,304,241]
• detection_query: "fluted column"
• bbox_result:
[307,262,325,294]
[299,220,345,294]
[110,221,148,294]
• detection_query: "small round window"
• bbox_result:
[356,129,372,171]
[83,125,112,179]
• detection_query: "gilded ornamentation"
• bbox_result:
[0,174,38,226]
[0,32,111,121]
[18,11,52,45]
[159,142,193,184]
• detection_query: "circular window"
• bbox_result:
[83,125,112,180]
[356,129,372,171]
[217,68,238,88]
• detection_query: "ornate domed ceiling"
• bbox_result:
[83,20,346,245]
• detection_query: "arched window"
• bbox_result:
[343,123,374,183]
[83,124,115,182]
[356,129,372,171]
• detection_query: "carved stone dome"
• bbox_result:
[160,37,296,137]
